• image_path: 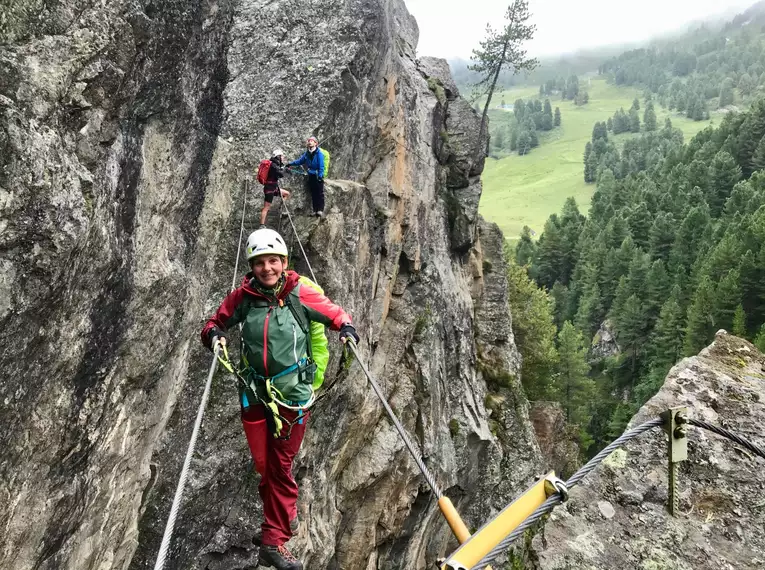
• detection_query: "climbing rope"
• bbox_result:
[231,179,249,292]
[152,179,250,570]
[277,186,317,284]
[346,341,444,498]
[473,416,765,570]
[473,417,664,570]
[153,345,221,570]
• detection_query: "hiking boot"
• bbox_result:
[315,210,324,218]
[252,517,299,545]
[258,544,303,570]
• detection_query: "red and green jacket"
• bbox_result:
[202,271,351,403]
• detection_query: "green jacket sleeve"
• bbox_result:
[310,321,329,389]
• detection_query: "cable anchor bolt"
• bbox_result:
[660,407,688,516]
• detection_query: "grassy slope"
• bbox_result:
[480,78,715,240]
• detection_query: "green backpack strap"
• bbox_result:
[285,291,312,359]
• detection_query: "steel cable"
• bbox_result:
[346,341,443,498]
[153,180,249,570]
[689,418,765,460]
[472,418,664,570]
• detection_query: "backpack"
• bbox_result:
[257,159,272,185]
[319,148,330,178]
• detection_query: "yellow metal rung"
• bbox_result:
[440,471,558,570]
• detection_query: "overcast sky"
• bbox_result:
[403,0,757,59]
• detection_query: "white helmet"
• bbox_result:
[272,148,285,158]
[246,228,288,260]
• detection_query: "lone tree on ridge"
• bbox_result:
[470,0,538,162]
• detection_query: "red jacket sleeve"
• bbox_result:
[298,285,351,331]
[201,288,245,347]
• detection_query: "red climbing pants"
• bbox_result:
[241,405,309,546]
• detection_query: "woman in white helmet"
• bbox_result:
[260,148,291,227]
[201,228,358,570]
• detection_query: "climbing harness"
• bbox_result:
[216,344,314,440]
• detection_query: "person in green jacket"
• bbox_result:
[202,228,358,570]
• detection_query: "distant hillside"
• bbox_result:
[600,1,765,112]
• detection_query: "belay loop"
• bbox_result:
[216,345,315,440]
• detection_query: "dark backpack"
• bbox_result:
[257,159,272,185]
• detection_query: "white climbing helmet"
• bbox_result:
[246,228,289,260]
[272,148,285,158]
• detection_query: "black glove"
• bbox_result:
[339,323,359,344]
[208,327,227,349]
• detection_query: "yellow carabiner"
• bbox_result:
[216,342,235,374]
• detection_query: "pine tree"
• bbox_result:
[514,98,525,119]
[671,206,711,273]
[470,0,538,161]
[629,108,641,132]
[751,135,765,173]
[510,129,518,151]
[652,285,685,370]
[557,321,594,427]
[732,304,747,337]
[712,269,741,332]
[554,106,561,126]
[543,98,552,116]
[607,117,613,131]
[584,142,596,183]
[708,151,742,216]
[515,225,537,266]
[693,98,706,121]
[627,202,651,249]
[649,212,676,262]
[574,278,603,338]
[550,282,570,329]
[535,215,563,287]
[754,324,765,353]
[506,257,559,400]
[738,73,754,96]
[517,130,531,155]
[719,78,735,108]
[645,259,670,324]
[529,124,539,147]
[615,294,648,375]
[684,275,716,355]
[643,101,657,131]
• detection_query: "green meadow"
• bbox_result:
[480,78,715,240]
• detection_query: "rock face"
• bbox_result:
[590,319,620,360]
[0,1,541,570]
[535,331,765,570]
[529,401,580,479]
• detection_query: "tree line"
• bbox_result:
[512,97,765,454]
[598,4,765,116]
